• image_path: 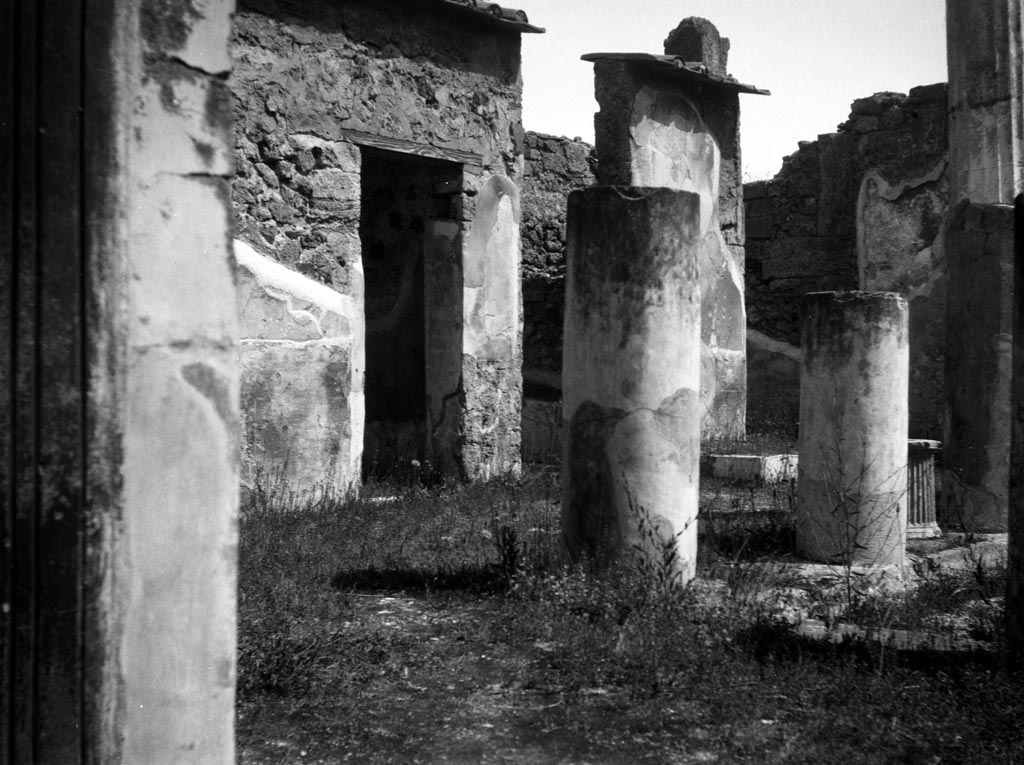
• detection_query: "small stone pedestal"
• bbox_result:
[907,439,942,540]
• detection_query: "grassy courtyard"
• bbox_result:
[236,467,1023,764]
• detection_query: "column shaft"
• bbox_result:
[796,291,909,568]
[562,187,702,583]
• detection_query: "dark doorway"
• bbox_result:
[359,148,463,476]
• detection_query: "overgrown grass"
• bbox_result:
[237,468,1024,764]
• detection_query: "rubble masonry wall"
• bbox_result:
[745,84,948,437]
[230,0,525,480]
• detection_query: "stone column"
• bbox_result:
[941,202,1015,532]
[796,292,909,568]
[562,187,702,583]
[942,0,1022,532]
[946,0,1024,205]
[586,16,763,443]
[1008,192,1024,658]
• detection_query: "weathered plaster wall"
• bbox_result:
[593,59,747,443]
[230,0,526,480]
[236,240,363,495]
[745,84,948,437]
[461,176,524,479]
[5,1,238,758]
[519,132,596,461]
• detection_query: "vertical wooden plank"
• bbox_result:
[4,0,87,761]
[34,0,86,758]
[0,0,17,762]
[1010,192,1024,659]
[10,1,41,757]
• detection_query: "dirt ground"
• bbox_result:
[237,592,795,765]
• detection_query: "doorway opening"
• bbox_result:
[359,148,463,477]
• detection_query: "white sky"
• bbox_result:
[512,0,948,180]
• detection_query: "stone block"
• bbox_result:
[711,454,797,483]
[663,17,730,76]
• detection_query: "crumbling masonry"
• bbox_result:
[230,0,534,486]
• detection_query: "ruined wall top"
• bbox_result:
[664,17,730,76]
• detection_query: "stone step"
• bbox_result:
[708,453,798,484]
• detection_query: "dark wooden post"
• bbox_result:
[1009,192,1024,659]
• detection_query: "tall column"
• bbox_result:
[796,292,909,568]
[946,0,1024,205]
[941,202,1016,531]
[562,187,702,584]
[1008,193,1024,658]
[942,0,1022,533]
[584,18,767,443]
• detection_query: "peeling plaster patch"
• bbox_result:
[630,87,720,236]
[202,76,234,133]
[144,55,202,116]
[140,0,203,53]
[191,137,216,166]
[181,362,236,428]
[235,239,355,323]
[235,238,363,495]
[142,0,232,76]
[864,160,947,203]
[857,157,948,288]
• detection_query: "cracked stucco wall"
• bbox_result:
[236,239,364,495]
[461,176,523,479]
